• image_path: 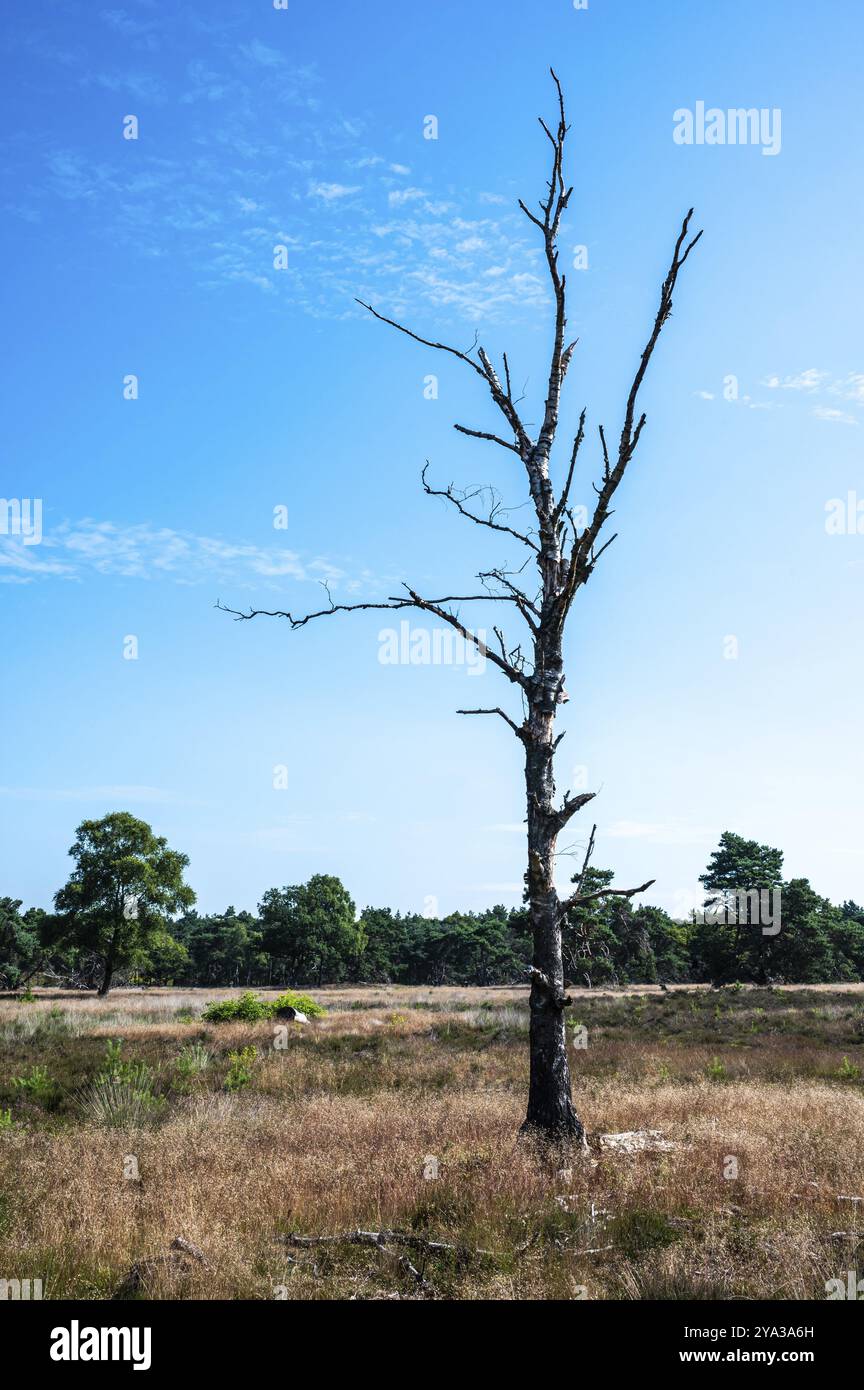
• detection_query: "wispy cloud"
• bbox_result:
[696,368,862,423]
[6,25,545,327]
[308,181,361,201]
[604,820,716,847]
[813,406,857,425]
[99,9,162,51]
[465,882,523,895]
[763,368,828,392]
[387,187,427,207]
[238,39,285,69]
[0,784,202,805]
[831,372,864,403]
[762,369,862,423]
[0,517,375,590]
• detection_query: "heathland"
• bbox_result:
[1,982,863,1300]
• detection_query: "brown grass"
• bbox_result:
[1,984,863,1300]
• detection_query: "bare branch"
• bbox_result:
[356,299,532,455]
[549,790,596,834]
[516,67,575,477]
[558,878,656,920]
[456,707,528,741]
[478,567,540,630]
[573,823,597,898]
[557,208,702,619]
[553,408,587,527]
[280,1229,490,1263]
[216,594,406,630]
[355,298,487,380]
[422,465,539,552]
[453,422,521,455]
[220,580,532,689]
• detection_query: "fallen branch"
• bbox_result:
[279,1229,491,1264]
[111,1236,206,1301]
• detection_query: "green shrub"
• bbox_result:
[705,1056,728,1082]
[201,991,270,1023]
[0,1108,13,1131]
[836,1055,861,1081]
[270,990,326,1020]
[97,1039,154,1092]
[11,1065,55,1102]
[225,1046,257,1091]
[202,990,326,1023]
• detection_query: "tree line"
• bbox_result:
[2,813,863,994]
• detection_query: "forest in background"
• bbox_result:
[2,819,864,992]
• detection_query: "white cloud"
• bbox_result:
[20,55,558,330]
[831,373,864,403]
[238,40,285,68]
[763,368,828,392]
[604,820,715,846]
[0,784,197,804]
[813,406,857,425]
[466,882,523,894]
[309,181,360,201]
[0,518,355,588]
[388,187,426,207]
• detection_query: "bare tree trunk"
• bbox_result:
[520,632,582,1140]
[222,71,701,1143]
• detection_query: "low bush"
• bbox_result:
[225,1046,257,1092]
[201,991,270,1022]
[271,990,326,1020]
[201,989,326,1023]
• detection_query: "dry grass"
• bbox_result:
[1,984,863,1300]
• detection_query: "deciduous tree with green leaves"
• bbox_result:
[45,813,195,996]
[260,874,359,985]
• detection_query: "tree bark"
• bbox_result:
[520,634,584,1142]
[97,925,119,997]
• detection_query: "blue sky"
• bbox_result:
[1,0,862,921]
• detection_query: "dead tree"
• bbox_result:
[220,72,701,1144]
